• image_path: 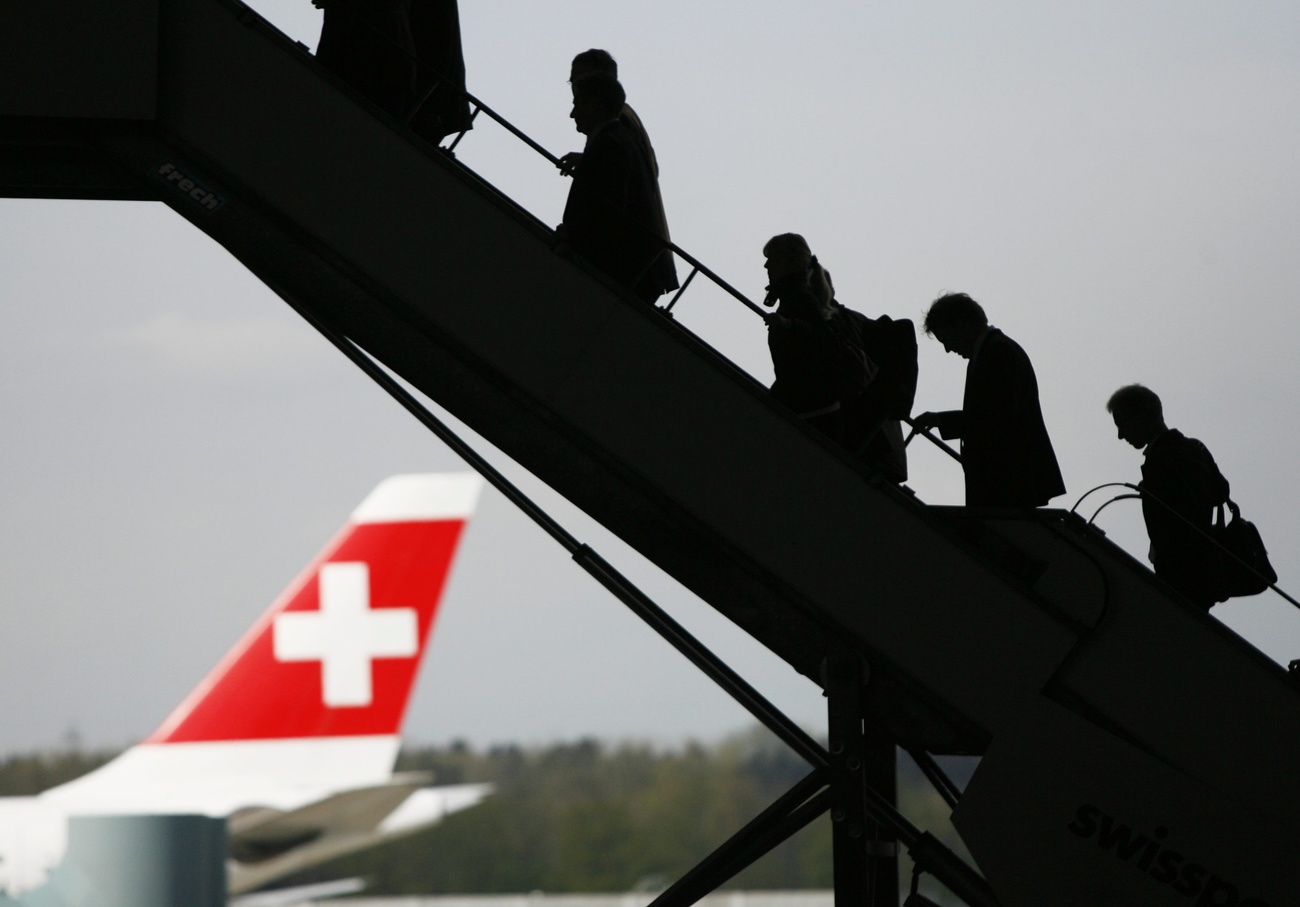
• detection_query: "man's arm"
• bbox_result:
[563,132,626,231]
[913,410,964,439]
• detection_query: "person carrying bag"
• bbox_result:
[1212,498,1278,600]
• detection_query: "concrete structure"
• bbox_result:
[0,815,224,907]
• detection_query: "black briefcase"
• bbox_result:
[1213,499,1277,600]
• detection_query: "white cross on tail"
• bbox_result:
[272,562,419,707]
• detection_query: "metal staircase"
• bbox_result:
[4,2,1298,904]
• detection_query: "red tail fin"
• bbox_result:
[145,474,481,744]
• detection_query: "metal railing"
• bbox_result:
[267,0,958,466]
[1072,482,1299,611]
[454,86,962,461]
[903,417,963,463]
[437,82,770,318]
[291,0,765,316]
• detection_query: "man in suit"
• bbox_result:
[914,292,1064,507]
[559,50,674,267]
[1108,384,1229,609]
[558,76,677,303]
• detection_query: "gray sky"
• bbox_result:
[4,1,1300,755]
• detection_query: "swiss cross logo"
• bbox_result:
[146,516,465,744]
[272,562,419,708]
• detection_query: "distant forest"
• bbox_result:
[0,729,971,897]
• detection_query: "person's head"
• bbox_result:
[763,233,813,284]
[762,234,834,320]
[571,49,617,83]
[1107,384,1167,449]
[570,76,625,135]
[923,292,987,359]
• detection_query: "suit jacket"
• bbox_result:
[1141,428,1229,608]
[562,119,678,302]
[934,328,1065,507]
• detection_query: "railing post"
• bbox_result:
[663,266,699,313]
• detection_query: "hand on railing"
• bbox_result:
[556,152,582,177]
[902,416,962,463]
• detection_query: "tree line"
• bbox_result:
[283,729,971,896]
[0,728,972,898]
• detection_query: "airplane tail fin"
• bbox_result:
[49,474,482,805]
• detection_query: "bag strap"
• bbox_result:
[1112,485,1300,611]
[1214,498,1241,528]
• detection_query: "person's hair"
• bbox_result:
[571,49,617,81]
[924,292,987,336]
[762,233,812,266]
[808,260,833,307]
[1107,384,1163,422]
[572,76,626,118]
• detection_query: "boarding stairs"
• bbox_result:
[3,2,1299,904]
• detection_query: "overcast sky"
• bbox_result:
[4,1,1300,755]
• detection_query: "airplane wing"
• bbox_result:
[229,773,435,863]
[227,781,494,893]
[229,877,366,907]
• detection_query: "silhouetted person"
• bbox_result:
[914,293,1064,507]
[821,266,918,482]
[559,76,678,303]
[1108,384,1229,609]
[559,50,673,256]
[313,0,417,117]
[407,0,472,142]
[762,234,876,445]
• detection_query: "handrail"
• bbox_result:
[1088,493,1142,525]
[903,416,963,463]
[1070,482,1141,517]
[293,0,765,317]
[421,54,976,480]
[1077,482,1300,612]
[287,3,966,471]
[454,88,561,167]
[454,89,770,316]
